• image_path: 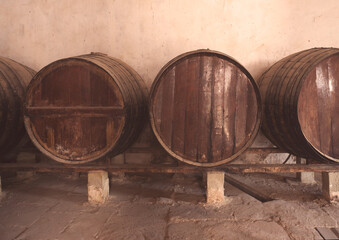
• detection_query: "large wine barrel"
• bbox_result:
[149,50,261,167]
[0,56,35,157]
[24,53,147,164]
[258,48,339,163]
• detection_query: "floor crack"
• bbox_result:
[14,202,59,239]
[321,207,338,227]
[164,207,171,240]
[271,216,296,240]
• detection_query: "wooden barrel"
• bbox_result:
[258,48,339,163]
[149,50,261,167]
[0,56,35,157]
[24,53,147,164]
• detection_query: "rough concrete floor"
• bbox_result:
[0,172,338,240]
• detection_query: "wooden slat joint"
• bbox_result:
[25,106,125,117]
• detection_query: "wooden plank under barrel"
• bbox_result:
[0,56,35,159]
[258,48,339,163]
[24,53,147,164]
[149,50,261,167]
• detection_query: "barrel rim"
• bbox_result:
[149,49,262,167]
[24,55,127,164]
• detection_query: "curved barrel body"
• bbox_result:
[258,48,339,163]
[0,56,35,157]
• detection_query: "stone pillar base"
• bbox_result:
[322,172,339,201]
[88,171,109,205]
[206,171,225,204]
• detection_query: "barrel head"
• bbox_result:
[24,58,126,164]
[150,50,261,167]
[298,53,339,162]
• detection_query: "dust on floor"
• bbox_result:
[0,172,338,240]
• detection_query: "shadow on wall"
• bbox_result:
[246,61,273,83]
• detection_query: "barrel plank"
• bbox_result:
[197,55,213,163]
[184,57,200,161]
[172,59,188,155]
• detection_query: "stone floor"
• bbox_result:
[0,172,338,240]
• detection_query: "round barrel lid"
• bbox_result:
[150,50,261,167]
[298,53,339,162]
[24,57,126,164]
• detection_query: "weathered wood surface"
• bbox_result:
[0,163,338,173]
[20,146,286,155]
[224,174,274,202]
[0,57,36,158]
[315,227,339,240]
[24,53,148,164]
[150,50,261,167]
[258,48,339,163]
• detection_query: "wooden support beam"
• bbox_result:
[0,163,338,173]
[315,227,339,240]
[224,174,273,202]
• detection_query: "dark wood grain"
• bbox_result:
[211,57,225,162]
[0,57,35,158]
[222,63,237,158]
[160,68,176,148]
[24,53,147,164]
[150,50,261,167]
[298,54,339,160]
[184,57,200,159]
[197,56,213,163]
[172,59,188,154]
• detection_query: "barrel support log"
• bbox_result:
[322,172,339,201]
[206,171,225,204]
[88,171,109,205]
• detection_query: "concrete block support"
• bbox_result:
[88,171,109,204]
[206,171,225,204]
[296,157,316,184]
[322,172,339,201]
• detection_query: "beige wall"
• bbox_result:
[1,0,338,164]
[1,0,339,86]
